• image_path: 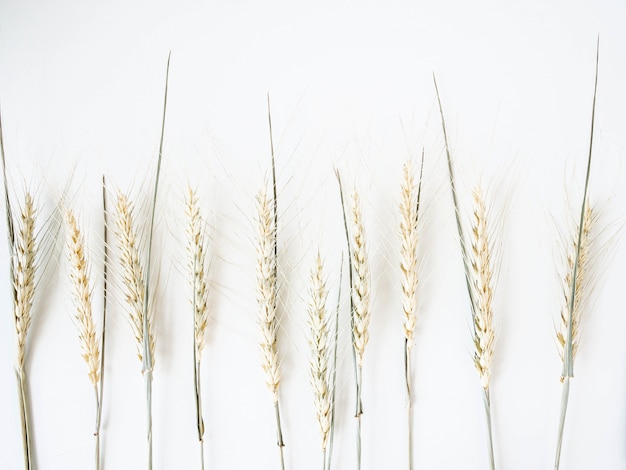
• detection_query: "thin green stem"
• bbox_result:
[483,388,495,470]
[274,400,285,470]
[356,365,363,470]
[195,360,205,470]
[554,377,570,470]
[94,386,101,470]
[16,368,32,470]
[405,340,413,470]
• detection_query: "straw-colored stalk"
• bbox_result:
[554,204,593,470]
[186,187,210,470]
[399,159,421,470]
[307,253,332,470]
[65,209,102,470]
[114,192,155,468]
[468,187,496,470]
[13,192,36,470]
[350,190,370,470]
[256,187,285,470]
[434,77,497,470]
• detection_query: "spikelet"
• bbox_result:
[351,191,371,368]
[114,192,155,364]
[186,187,209,360]
[469,187,495,390]
[307,253,331,451]
[256,187,280,401]
[557,203,593,369]
[400,161,419,348]
[65,209,100,386]
[14,193,36,371]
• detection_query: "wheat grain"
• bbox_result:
[351,191,371,368]
[14,192,36,372]
[186,187,209,360]
[65,209,100,386]
[557,203,593,369]
[114,192,155,364]
[400,161,419,348]
[256,187,280,401]
[307,253,332,453]
[469,187,495,391]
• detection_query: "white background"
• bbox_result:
[1,1,626,469]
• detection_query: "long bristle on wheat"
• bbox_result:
[469,187,495,390]
[400,162,419,348]
[115,192,155,364]
[307,253,331,452]
[557,203,593,370]
[186,188,209,360]
[351,191,371,368]
[14,192,36,371]
[256,187,280,401]
[65,209,100,386]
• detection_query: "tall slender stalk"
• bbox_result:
[2,111,34,470]
[554,38,599,470]
[400,151,424,470]
[434,77,496,470]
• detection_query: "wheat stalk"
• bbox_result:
[350,189,370,470]
[307,253,332,470]
[399,155,424,470]
[434,77,496,470]
[186,186,210,470]
[554,38,599,470]
[65,208,103,470]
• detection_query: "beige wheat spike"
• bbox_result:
[469,187,495,390]
[556,203,593,367]
[114,192,155,364]
[14,192,36,371]
[307,253,332,452]
[186,188,209,360]
[351,191,371,368]
[400,161,419,348]
[65,209,100,386]
[256,187,280,401]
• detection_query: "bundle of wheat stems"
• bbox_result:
[113,53,169,470]
[554,39,600,470]
[185,187,210,470]
[336,170,371,470]
[399,155,424,470]
[64,203,108,470]
[434,77,499,470]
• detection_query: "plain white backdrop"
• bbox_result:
[1,1,626,469]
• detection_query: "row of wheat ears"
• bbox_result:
[2,48,601,470]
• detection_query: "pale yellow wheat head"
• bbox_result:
[557,203,593,366]
[469,187,495,390]
[65,209,100,386]
[307,252,331,452]
[351,190,371,368]
[114,192,155,365]
[186,187,209,361]
[13,192,36,371]
[400,161,419,348]
[256,188,280,400]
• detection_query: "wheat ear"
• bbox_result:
[400,154,424,470]
[65,209,103,470]
[554,37,599,470]
[186,187,209,470]
[469,187,497,470]
[307,253,332,469]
